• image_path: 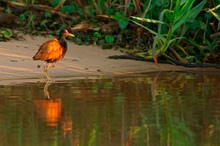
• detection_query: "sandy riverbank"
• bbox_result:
[0,35,218,83]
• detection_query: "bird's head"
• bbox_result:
[58,29,75,40]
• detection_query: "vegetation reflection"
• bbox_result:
[0,73,220,145]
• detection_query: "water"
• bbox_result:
[0,71,220,146]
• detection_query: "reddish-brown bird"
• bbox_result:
[33,29,75,79]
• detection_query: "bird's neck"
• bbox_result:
[59,38,68,54]
[58,36,66,46]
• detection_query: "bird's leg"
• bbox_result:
[44,80,51,99]
[37,63,54,80]
[44,63,51,80]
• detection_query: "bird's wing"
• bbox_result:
[33,39,64,61]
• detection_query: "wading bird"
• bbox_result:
[33,29,75,80]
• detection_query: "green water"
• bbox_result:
[0,71,220,146]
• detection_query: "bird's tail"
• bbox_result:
[33,55,37,60]
[33,51,42,60]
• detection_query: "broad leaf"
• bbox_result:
[111,13,129,29]
[105,35,114,43]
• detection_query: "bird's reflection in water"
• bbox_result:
[33,80,72,137]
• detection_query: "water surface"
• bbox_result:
[0,71,220,146]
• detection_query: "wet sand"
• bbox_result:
[0,35,218,83]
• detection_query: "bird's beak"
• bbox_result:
[68,33,75,37]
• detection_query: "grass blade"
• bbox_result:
[130,20,158,36]
[173,0,206,32]
[208,10,220,21]
[130,16,169,26]
[174,0,194,23]
[173,0,181,21]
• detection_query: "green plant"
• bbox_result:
[19,11,36,33]
[2,0,220,64]
[0,29,13,41]
[93,31,101,45]
[130,0,207,64]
